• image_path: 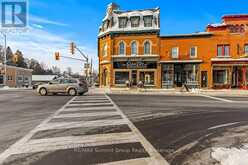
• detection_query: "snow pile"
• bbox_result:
[211,146,248,165]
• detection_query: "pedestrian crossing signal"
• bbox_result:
[55,52,60,60]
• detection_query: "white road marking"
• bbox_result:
[71,100,110,103]
[100,157,152,165]
[0,96,76,164]
[62,106,116,112]
[199,94,234,103]
[66,103,113,106]
[53,111,120,118]
[105,94,169,165]
[37,119,128,131]
[0,94,169,165]
[15,132,139,154]
[208,122,240,130]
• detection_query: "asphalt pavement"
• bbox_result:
[0,90,248,165]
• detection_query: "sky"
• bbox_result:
[1,0,248,74]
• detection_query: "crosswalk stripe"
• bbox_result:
[66,103,113,106]
[71,100,110,103]
[100,157,152,165]
[53,112,120,118]
[62,106,116,112]
[15,132,138,154]
[37,119,128,131]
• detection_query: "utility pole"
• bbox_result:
[2,33,7,87]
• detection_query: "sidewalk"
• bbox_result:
[0,86,32,91]
[93,87,248,96]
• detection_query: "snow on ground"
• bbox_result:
[211,146,248,165]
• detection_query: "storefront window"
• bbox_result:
[213,70,228,84]
[184,64,199,82]
[245,44,248,54]
[140,72,154,85]
[115,72,129,85]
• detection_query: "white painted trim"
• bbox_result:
[53,111,119,118]
[160,60,203,63]
[211,58,248,62]
[112,54,159,58]
[171,47,179,59]
[190,46,197,58]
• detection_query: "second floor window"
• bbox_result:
[190,47,197,58]
[143,16,153,27]
[119,17,127,28]
[171,47,179,58]
[144,41,151,54]
[102,44,107,56]
[130,16,140,27]
[217,45,230,57]
[245,44,248,54]
[131,41,137,55]
[119,42,125,55]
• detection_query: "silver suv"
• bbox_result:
[37,78,88,96]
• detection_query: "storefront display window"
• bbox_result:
[184,64,199,82]
[115,72,129,85]
[140,72,154,85]
[213,70,228,84]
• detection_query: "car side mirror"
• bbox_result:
[49,82,52,85]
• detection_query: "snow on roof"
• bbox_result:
[207,23,227,28]
[32,75,58,82]
[114,8,159,17]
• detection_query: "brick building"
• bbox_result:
[0,64,32,88]
[98,3,248,89]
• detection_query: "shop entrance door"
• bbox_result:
[174,64,183,87]
[0,75,3,85]
[232,67,238,88]
[131,70,137,86]
[201,71,208,88]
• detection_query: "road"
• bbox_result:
[0,89,248,164]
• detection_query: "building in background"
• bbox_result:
[98,3,248,89]
[0,64,32,88]
[32,75,58,85]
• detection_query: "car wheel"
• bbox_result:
[39,88,47,96]
[68,88,77,96]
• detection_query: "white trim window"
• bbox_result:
[119,41,125,55]
[131,41,138,55]
[102,44,107,57]
[190,47,197,58]
[244,44,248,54]
[171,47,179,58]
[144,41,151,55]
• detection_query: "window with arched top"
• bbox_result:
[119,41,125,55]
[144,41,151,55]
[102,44,107,56]
[131,41,137,55]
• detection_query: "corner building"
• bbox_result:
[98,3,248,89]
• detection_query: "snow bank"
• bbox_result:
[211,146,248,165]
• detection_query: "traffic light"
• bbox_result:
[69,42,75,55]
[55,52,60,60]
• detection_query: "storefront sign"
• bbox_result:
[113,61,157,69]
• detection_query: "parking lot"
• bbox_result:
[0,89,247,164]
